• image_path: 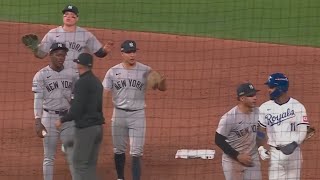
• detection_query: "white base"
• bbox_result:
[175,149,215,159]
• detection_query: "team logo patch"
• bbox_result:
[303,116,308,122]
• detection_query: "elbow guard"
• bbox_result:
[94,47,107,58]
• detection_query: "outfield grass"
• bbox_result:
[1,0,320,46]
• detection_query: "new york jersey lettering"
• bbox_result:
[46,81,58,92]
[68,41,82,52]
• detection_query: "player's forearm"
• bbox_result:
[215,132,239,160]
[94,47,107,58]
[296,125,307,144]
[33,92,44,119]
[256,126,268,147]
[103,90,110,107]
[33,47,47,59]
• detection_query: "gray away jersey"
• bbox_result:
[102,62,151,110]
[216,106,259,161]
[38,26,102,69]
[32,66,78,111]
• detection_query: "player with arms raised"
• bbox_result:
[258,72,310,180]
[215,82,262,180]
[22,4,114,69]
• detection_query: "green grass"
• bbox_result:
[1,0,320,46]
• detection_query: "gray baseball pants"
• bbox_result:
[41,110,74,180]
[222,154,261,180]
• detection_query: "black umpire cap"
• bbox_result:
[73,53,93,67]
[49,43,68,53]
[237,83,259,97]
[121,40,139,53]
[62,5,79,16]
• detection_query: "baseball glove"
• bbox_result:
[278,141,298,155]
[21,34,39,52]
[146,71,162,90]
[306,126,316,141]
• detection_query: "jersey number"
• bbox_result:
[290,122,296,131]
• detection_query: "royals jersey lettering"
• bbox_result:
[32,66,78,110]
[258,98,309,147]
[102,62,151,110]
[216,106,259,160]
[38,26,102,69]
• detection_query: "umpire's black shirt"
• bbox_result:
[61,70,104,128]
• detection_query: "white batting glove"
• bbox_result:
[258,146,270,160]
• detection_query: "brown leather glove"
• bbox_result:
[35,118,47,138]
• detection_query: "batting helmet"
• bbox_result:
[265,73,289,100]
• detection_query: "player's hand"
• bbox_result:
[157,74,167,91]
[21,34,39,52]
[237,153,253,166]
[35,118,47,138]
[258,146,270,160]
[103,40,115,54]
[55,119,62,129]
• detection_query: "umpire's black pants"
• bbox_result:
[72,125,103,180]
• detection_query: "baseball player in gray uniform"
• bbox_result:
[22,4,114,69]
[215,83,262,180]
[32,43,78,180]
[102,40,167,180]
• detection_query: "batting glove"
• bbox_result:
[258,146,270,160]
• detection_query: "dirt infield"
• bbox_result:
[0,21,319,180]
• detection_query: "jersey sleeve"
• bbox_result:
[86,31,103,54]
[296,104,309,126]
[38,31,54,53]
[216,113,233,137]
[258,105,267,128]
[32,71,44,119]
[32,71,44,93]
[102,69,113,90]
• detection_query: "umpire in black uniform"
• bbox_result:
[55,53,104,180]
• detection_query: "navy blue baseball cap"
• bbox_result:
[62,5,79,16]
[73,53,93,67]
[49,43,68,52]
[121,40,139,53]
[237,83,259,97]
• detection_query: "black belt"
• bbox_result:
[44,108,68,116]
[115,107,141,112]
